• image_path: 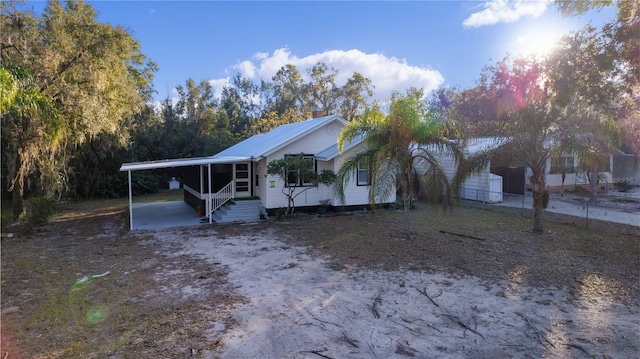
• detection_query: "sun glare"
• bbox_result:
[512,25,565,58]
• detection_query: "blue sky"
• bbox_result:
[28,1,617,103]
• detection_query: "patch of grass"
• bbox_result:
[53,189,184,222]
[277,201,639,302]
[1,210,13,232]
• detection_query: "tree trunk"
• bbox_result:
[12,180,25,220]
[530,169,545,234]
[403,170,412,239]
[588,167,598,203]
[287,195,294,216]
[403,197,411,239]
[10,150,26,220]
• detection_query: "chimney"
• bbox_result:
[312,108,325,118]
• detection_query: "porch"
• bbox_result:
[120,155,253,230]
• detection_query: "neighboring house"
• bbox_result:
[438,137,622,200]
[120,115,395,227]
[435,137,504,203]
[435,136,622,203]
[549,151,640,192]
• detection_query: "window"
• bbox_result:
[357,159,371,186]
[235,163,249,192]
[285,154,316,187]
[235,182,249,192]
[550,156,574,174]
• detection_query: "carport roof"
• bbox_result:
[119,155,250,172]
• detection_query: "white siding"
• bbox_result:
[332,142,396,206]
[268,122,342,158]
[263,122,343,210]
[546,173,578,188]
[263,166,333,209]
[255,158,268,203]
[438,150,500,202]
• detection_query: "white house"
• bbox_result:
[120,115,395,228]
[436,137,621,202]
[211,115,390,210]
[435,137,504,203]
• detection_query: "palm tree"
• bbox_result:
[334,95,464,238]
[563,104,621,203]
[1,65,61,219]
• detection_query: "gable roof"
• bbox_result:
[315,134,365,161]
[214,115,346,159]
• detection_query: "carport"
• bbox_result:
[119,155,250,230]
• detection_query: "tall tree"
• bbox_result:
[462,57,565,234]
[339,72,375,121]
[266,64,310,116]
[1,0,156,210]
[552,0,639,154]
[220,74,260,136]
[335,94,464,239]
[307,62,340,115]
[162,78,232,158]
[545,21,631,198]
[244,107,308,138]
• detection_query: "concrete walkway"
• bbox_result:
[494,193,639,227]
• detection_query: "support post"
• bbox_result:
[208,163,212,224]
[128,170,133,230]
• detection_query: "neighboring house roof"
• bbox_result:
[465,137,505,154]
[214,115,346,160]
[315,134,365,161]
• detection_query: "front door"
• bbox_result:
[234,163,251,198]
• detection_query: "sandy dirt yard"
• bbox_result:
[1,203,638,358]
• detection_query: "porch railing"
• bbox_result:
[206,180,234,217]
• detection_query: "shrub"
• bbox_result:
[614,180,634,193]
[1,211,13,232]
[25,196,57,226]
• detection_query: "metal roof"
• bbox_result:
[214,115,346,159]
[465,137,505,154]
[119,115,346,172]
[315,134,365,161]
[119,156,250,172]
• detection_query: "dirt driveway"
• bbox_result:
[2,203,638,358]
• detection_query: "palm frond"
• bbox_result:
[334,148,377,204]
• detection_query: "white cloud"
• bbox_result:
[463,0,549,28]
[207,77,231,99]
[220,47,444,101]
[234,61,256,78]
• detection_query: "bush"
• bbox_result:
[1,211,13,232]
[614,180,634,193]
[25,196,57,226]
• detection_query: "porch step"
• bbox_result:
[210,199,265,223]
